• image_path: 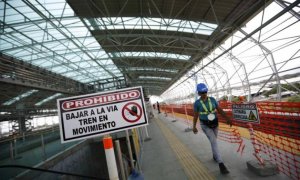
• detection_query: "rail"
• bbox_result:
[0,165,106,179]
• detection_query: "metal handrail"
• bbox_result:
[0,165,107,180]
[0,125,59,143]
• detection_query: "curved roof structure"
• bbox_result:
[0,0,299,120]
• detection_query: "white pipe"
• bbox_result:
[103,135,119,180]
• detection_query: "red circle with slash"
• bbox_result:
[122,102,142,123]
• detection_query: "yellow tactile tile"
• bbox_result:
[155,118,215,180]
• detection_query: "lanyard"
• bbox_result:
[199,97,215,114]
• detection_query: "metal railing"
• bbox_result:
[0,165,106,180]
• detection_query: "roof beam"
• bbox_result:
[166,0,300,94]
[22,0,119,80]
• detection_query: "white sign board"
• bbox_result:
[232,103,260,124]
[57,86,148,143]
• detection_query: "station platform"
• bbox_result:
[141,112,290,180]
[0,110,295,180]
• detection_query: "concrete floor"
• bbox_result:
[0,111,292,180]
[141,112,290,180]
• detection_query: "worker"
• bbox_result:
[156,101,161,113]
[192,83,232,174]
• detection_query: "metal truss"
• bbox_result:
[162,0,300,103]
[1,0,123,83]
[0,0,299,130]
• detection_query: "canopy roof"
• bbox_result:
[0,0,299,120]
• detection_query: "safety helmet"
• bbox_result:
[197,83,208,92]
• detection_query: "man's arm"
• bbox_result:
[193,112,199,134]
[216,106,232,127]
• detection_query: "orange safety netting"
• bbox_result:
[161,101,300,180]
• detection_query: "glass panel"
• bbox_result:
[109,52,191,61]
[35,93,63,106]
[139,76,171,81]
[89,17,218,36]
[126,67,178,73]
[2,90,39,106]
[164,1,300,99]
[0,0,119,83]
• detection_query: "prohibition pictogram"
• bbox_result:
[122,102,143,123]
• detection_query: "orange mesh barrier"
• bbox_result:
[161,101,300,180]
[218,124,246,155]
[161,104,245,154]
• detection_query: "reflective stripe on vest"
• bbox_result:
[199,97,216,115]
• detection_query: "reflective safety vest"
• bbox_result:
[199,97,216,115]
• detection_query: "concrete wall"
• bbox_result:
[16,139,110,179]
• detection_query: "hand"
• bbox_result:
[193,127,198,134]
[227,119,232,127]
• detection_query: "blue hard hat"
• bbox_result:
[197,83,208,92]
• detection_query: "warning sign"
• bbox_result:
[232,103,260,124]
[57,86,148,143]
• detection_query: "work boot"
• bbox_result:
[219,163,230,174]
